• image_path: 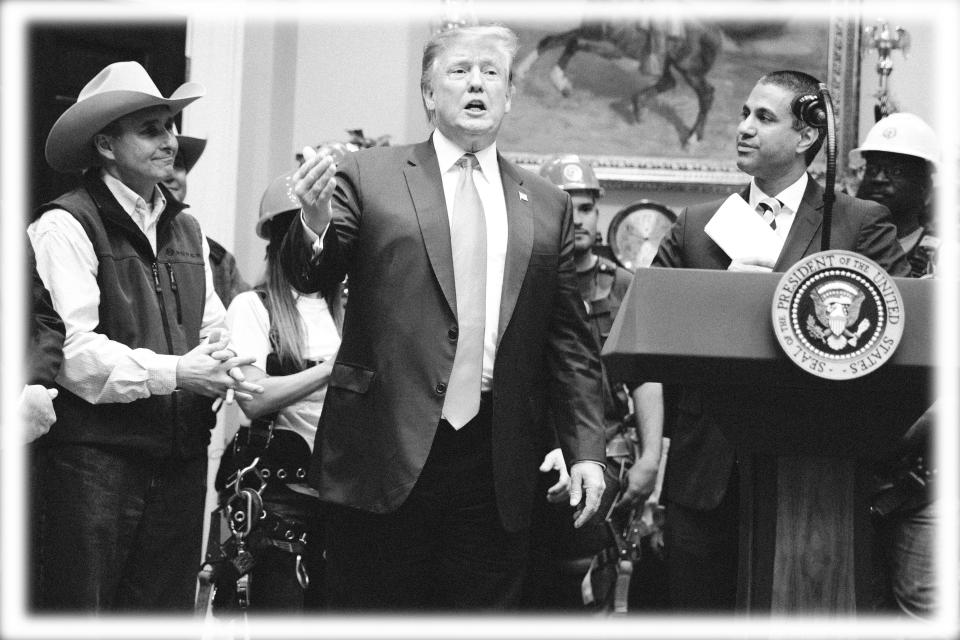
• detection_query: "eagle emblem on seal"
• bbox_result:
[805,280,871,350]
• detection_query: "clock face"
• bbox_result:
[608,202,677,270]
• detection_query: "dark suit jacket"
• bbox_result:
[653,177,909,510]
[281,139,605,531]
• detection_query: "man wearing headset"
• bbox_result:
[652,69,909,610]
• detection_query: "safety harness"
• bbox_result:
[196,427,313,615]
[195,288,319,616]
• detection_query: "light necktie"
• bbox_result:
[756,197,782,231]
[443,153,487,429]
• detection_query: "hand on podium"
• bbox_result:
[727,256,775,272]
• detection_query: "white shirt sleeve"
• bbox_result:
[198,233,228,340]
[224,291,271,428]
[224,291,270,373]
[27,209,180,404]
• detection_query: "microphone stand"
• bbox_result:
[819,82,836,252]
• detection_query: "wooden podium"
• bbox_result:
[602,267,934,614]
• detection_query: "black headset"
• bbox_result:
[791,93,827,128]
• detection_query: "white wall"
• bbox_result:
[184,15,432,285]
[290,19,432,155]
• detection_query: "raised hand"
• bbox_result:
[295,146,338,234]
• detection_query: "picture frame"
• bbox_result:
[498,13,863,192]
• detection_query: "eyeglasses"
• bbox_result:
[859,161,925,180]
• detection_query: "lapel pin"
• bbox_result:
[518,191,528,202]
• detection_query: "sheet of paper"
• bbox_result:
[704,193,784,264]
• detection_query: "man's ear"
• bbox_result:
[92,133,115,163]
[796,125,819,156]
[422,85,436,113]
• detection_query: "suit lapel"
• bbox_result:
[774,176,823,270]
[496,154,533,346]
[403,141,457,316]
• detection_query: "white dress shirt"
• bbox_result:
[304,131,509,392]
[27,169,227,404]
[748,172,807,240]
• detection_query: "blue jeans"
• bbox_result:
[874,499,938,618]
[31,444,206,612]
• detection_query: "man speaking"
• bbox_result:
[281,25,606,610]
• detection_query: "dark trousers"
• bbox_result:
[664,473,739,612]
[31,443,206,612]
[323,396,530,611]
[521,457,626,610]
[246,488,325,611]
[216,429,324,612]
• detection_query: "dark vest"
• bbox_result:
[36,172,215,459]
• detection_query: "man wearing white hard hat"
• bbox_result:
[27,61,261,612]
[852,112,941,618]
[853,112,940,277]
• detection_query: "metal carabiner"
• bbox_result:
[295,554,310,589]
[232,456,267,498]
[227,487,264,539]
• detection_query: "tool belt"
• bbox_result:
[198,424,316,616]
[215,425,312,494]
[579,460,649,615]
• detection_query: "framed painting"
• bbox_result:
[497,11,862,191]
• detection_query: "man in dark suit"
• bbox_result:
[281,25,606,610]
[652,70,909,611]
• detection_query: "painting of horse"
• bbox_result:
[499,17,830,164]
[514,19,723,148]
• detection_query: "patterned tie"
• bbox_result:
[442,153,487,429]
[757,197,781,231]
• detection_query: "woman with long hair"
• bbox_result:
[214,169,343,611]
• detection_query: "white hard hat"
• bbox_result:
[850,113,939,168]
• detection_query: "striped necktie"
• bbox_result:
[756,197,782,230]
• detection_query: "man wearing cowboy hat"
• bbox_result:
[165,134,250,308]
[27,61,261,612]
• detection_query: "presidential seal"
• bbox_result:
[771,250,904,380]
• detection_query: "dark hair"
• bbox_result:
[758,70,825,165]
[419,25,519,125]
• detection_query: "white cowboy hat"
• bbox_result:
[45,61,205,173]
